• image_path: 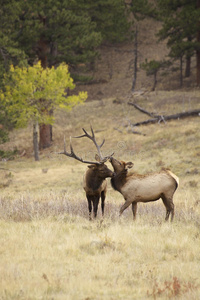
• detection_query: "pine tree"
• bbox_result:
[141,59,168,91]
[81,0,130,43]
[156,0,200,86]
[0,0,28,80]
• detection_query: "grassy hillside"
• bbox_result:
[0,90,200,299]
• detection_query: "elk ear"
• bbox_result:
[95,154,101,162]
[95,154,108,163]
[87,164,96,169]
[125,162,134,169]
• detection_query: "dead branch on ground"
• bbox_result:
[128,101,200,126]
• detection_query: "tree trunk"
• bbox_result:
[152,72,157,91]
[33,122,39,161]
[196,47,200,85]
[185,36,192,78]
[180,56,183,87]
[37,33,53,149]
[39,123,52,149]
[197,0,200,86]
[185,55,191,77]
[131,26,138,92]
[37,36,48,68]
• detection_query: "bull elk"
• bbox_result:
[110,157,179,221]
[59,126,114,220]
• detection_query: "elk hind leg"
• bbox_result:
[169,201,175,222]
[162,195,174,222]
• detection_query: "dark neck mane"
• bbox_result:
[86,169,104,191]
[111,170,127,192]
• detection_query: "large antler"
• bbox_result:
[59,137,102,165]
[74,126,113,163]
[74,126,104,160]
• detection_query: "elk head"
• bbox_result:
[87,163,113,179]
[109,157,134,174]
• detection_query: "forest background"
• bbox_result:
[1,0,200,151]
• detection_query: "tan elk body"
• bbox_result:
[110,157,179,221]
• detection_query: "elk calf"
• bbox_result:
[110,157,179,221]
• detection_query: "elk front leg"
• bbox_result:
[87,195,92,220]
[93,196,100,218]
[101,191,106,217]
[119,200,132,216]
[132,202,137,220]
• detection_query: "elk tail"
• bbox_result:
[167,170,179,189]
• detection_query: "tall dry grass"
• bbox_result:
[0,209,199,299]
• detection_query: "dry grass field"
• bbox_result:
[0,89,200,299]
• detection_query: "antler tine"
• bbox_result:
[90,125,95,138]
[73,128,91,139]
[99,139,105,148]
[59,136,101,165]
[101,152,114,163]
[61,136,75,158]
[73,126,106,161]
[74,127,95,140]
[69,137,77,158]
[89,125,104,160]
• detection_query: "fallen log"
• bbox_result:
[128,102,158,118]
[128,102,200,126]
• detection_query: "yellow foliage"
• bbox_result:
[1,61,87,127]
